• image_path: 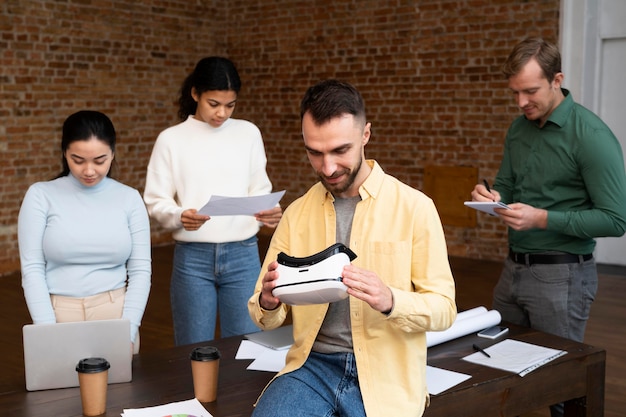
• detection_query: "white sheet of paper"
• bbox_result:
[121,398,212,417]
[462,339,567,377]
[426,365,471,395]
[236,341,471,393]
[246,348,288,372]
[236,339,270,360]
[198,190,286,216]
[464,201,511,216]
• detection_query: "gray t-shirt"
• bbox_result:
[312,195,360,354]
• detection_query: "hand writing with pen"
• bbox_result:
[471,179,548,231]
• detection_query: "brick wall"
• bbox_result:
[0,0,560,275]
[228,0,560,261]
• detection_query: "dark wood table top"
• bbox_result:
[0,323,605,417]
[424,324,605,416]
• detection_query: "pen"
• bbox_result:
[473,343,491,358]
[483,179,495,202]
[482,179,491,193]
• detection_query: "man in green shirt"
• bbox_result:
[471,37,626,417]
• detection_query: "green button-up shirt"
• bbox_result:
[495,89,626,254]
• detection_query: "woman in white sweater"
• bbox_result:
[144,57,282,345]
[18,110,151,353]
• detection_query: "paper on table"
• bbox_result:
[235,339,269,360]
[426,308,502,347]
[198,190,286,216]
[121,398,212,417]
[426,365,471,395]
[246,347,288,372]
[236,340,472,393]
[462,339,567,377]
[464,201,511,216]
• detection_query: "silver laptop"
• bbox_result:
[245,324,294,350]
[23,319,133,391]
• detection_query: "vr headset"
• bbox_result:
[272,243,357,305]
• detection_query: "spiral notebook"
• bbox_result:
[23,319,133,391]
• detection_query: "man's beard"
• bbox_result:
[319,157,362,195]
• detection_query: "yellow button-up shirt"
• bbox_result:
[248,160,456,416]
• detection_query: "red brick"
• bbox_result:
[0,0,560,275]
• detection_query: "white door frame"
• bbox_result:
[561,0,626,266]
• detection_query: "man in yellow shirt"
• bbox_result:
[248,79,456,417]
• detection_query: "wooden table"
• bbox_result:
[424,324,605,416]
[0,324,604,417]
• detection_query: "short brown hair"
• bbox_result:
[502,37,561,82]
[300,79,366,126]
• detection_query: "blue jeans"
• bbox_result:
[252,351,366,417]
[170,237,261,345]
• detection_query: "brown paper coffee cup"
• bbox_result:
[190,346,221,402]
[76,357,110,416]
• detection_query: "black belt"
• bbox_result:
[509,250,593,265]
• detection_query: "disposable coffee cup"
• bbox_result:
[76,357,110,416]
[190,346,221,402]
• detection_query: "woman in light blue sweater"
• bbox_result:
[18,111,151,352]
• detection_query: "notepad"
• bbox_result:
[464,201,511,216]
[462,339,567,377]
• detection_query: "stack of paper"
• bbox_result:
[462,339,567,377]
